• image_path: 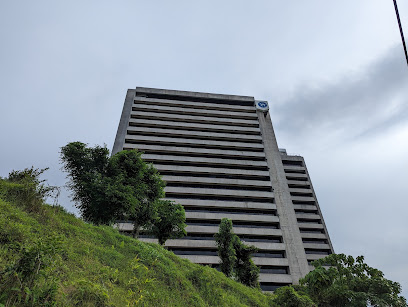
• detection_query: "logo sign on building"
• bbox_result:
[255,100,269,112]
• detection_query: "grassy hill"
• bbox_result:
[0,181,274,306]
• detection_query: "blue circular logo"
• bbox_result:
[258,101,268,108]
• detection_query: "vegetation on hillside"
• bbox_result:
[60,142,186,243]
[0,171,274,306]
[1,162,406,306]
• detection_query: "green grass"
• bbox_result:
[0,186,274,306]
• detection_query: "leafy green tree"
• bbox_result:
[270,286,316,307]
[232,236,259,288]
[148,199,186,245]
[214,218,236,277]
[60,142,165,237]
[60,142,113,225]
[215,218,259,287]
[106,149,165,237]
[300,253,407,307]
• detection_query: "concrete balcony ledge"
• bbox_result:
[185,225,283,237]
[295,213,321,220]
[297,223,324,229]
[283,165,306,171]
[291,196,316,202]
[169,199,277,211]
[303,243,331,250]
[134,96,256,112]
[281,155,304,162]
[132,103,258,119]
[143,238,286,251]
[128,118,261,134]
[241,241,286,251]
[286,179,311,186]
[125,134,264,150]
[124,143,265,159]
[128,126,262,142]
[163,176,272,188]
[185,211,279,223]
[154,164,270,178]
[293,204,317,211]
[285,173,308,179]
[131,110,259,127]
[289,188,313,194]
[301,233,327,239]
[176,255,290,267]
[259,274,292,283]
[143,154,267,168]
[135,87,254,104]
[165,186,274,200]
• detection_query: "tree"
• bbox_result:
[60,142,165,237]
[270,286,316,307]
[214,218,236,277]
[300,254,407,307]
[148,199,186,245]
[214,218,259,287]
[232,236,259,288]
[106,149,165,238]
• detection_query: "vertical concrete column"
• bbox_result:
[112,89,136,155]
[257,111,310,284]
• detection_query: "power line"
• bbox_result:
[393,0,408,66]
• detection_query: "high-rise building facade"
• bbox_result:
[113,87,334,291]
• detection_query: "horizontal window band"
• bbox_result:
[127,127,263,144]
[292,200,316,205]
[305,250,332,255]
[129,119,261,136]
[259,268,289,274]
[135,91,255,107]
[185,208,276,217]
[290,192,314,197]
[123,143,266,160]
[295,210,319,214]
[166,182,272,192]
[169,248,286,258]
[149,160,269,171]
[186,220,279,228]
[132,104,258,120]
[184,207,276,215]
[286,176,308,181]
[297,219,321,224]
[163,175,271,188]
[288,184,311,189]
[167,194,274,203]
[300,229,325,234]
[131,111,259,128]
[282,160,304,167]
[284,169,306,174]
[125,138,265,152]
[159,170,271,181]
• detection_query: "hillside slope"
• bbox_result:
[0,196,274,306]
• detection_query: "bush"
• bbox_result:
[0,167,59,213]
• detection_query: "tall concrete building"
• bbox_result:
[113,87,334,291]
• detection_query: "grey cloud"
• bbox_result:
[272,47,408,140]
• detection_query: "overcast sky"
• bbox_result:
[1,0,407,298]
